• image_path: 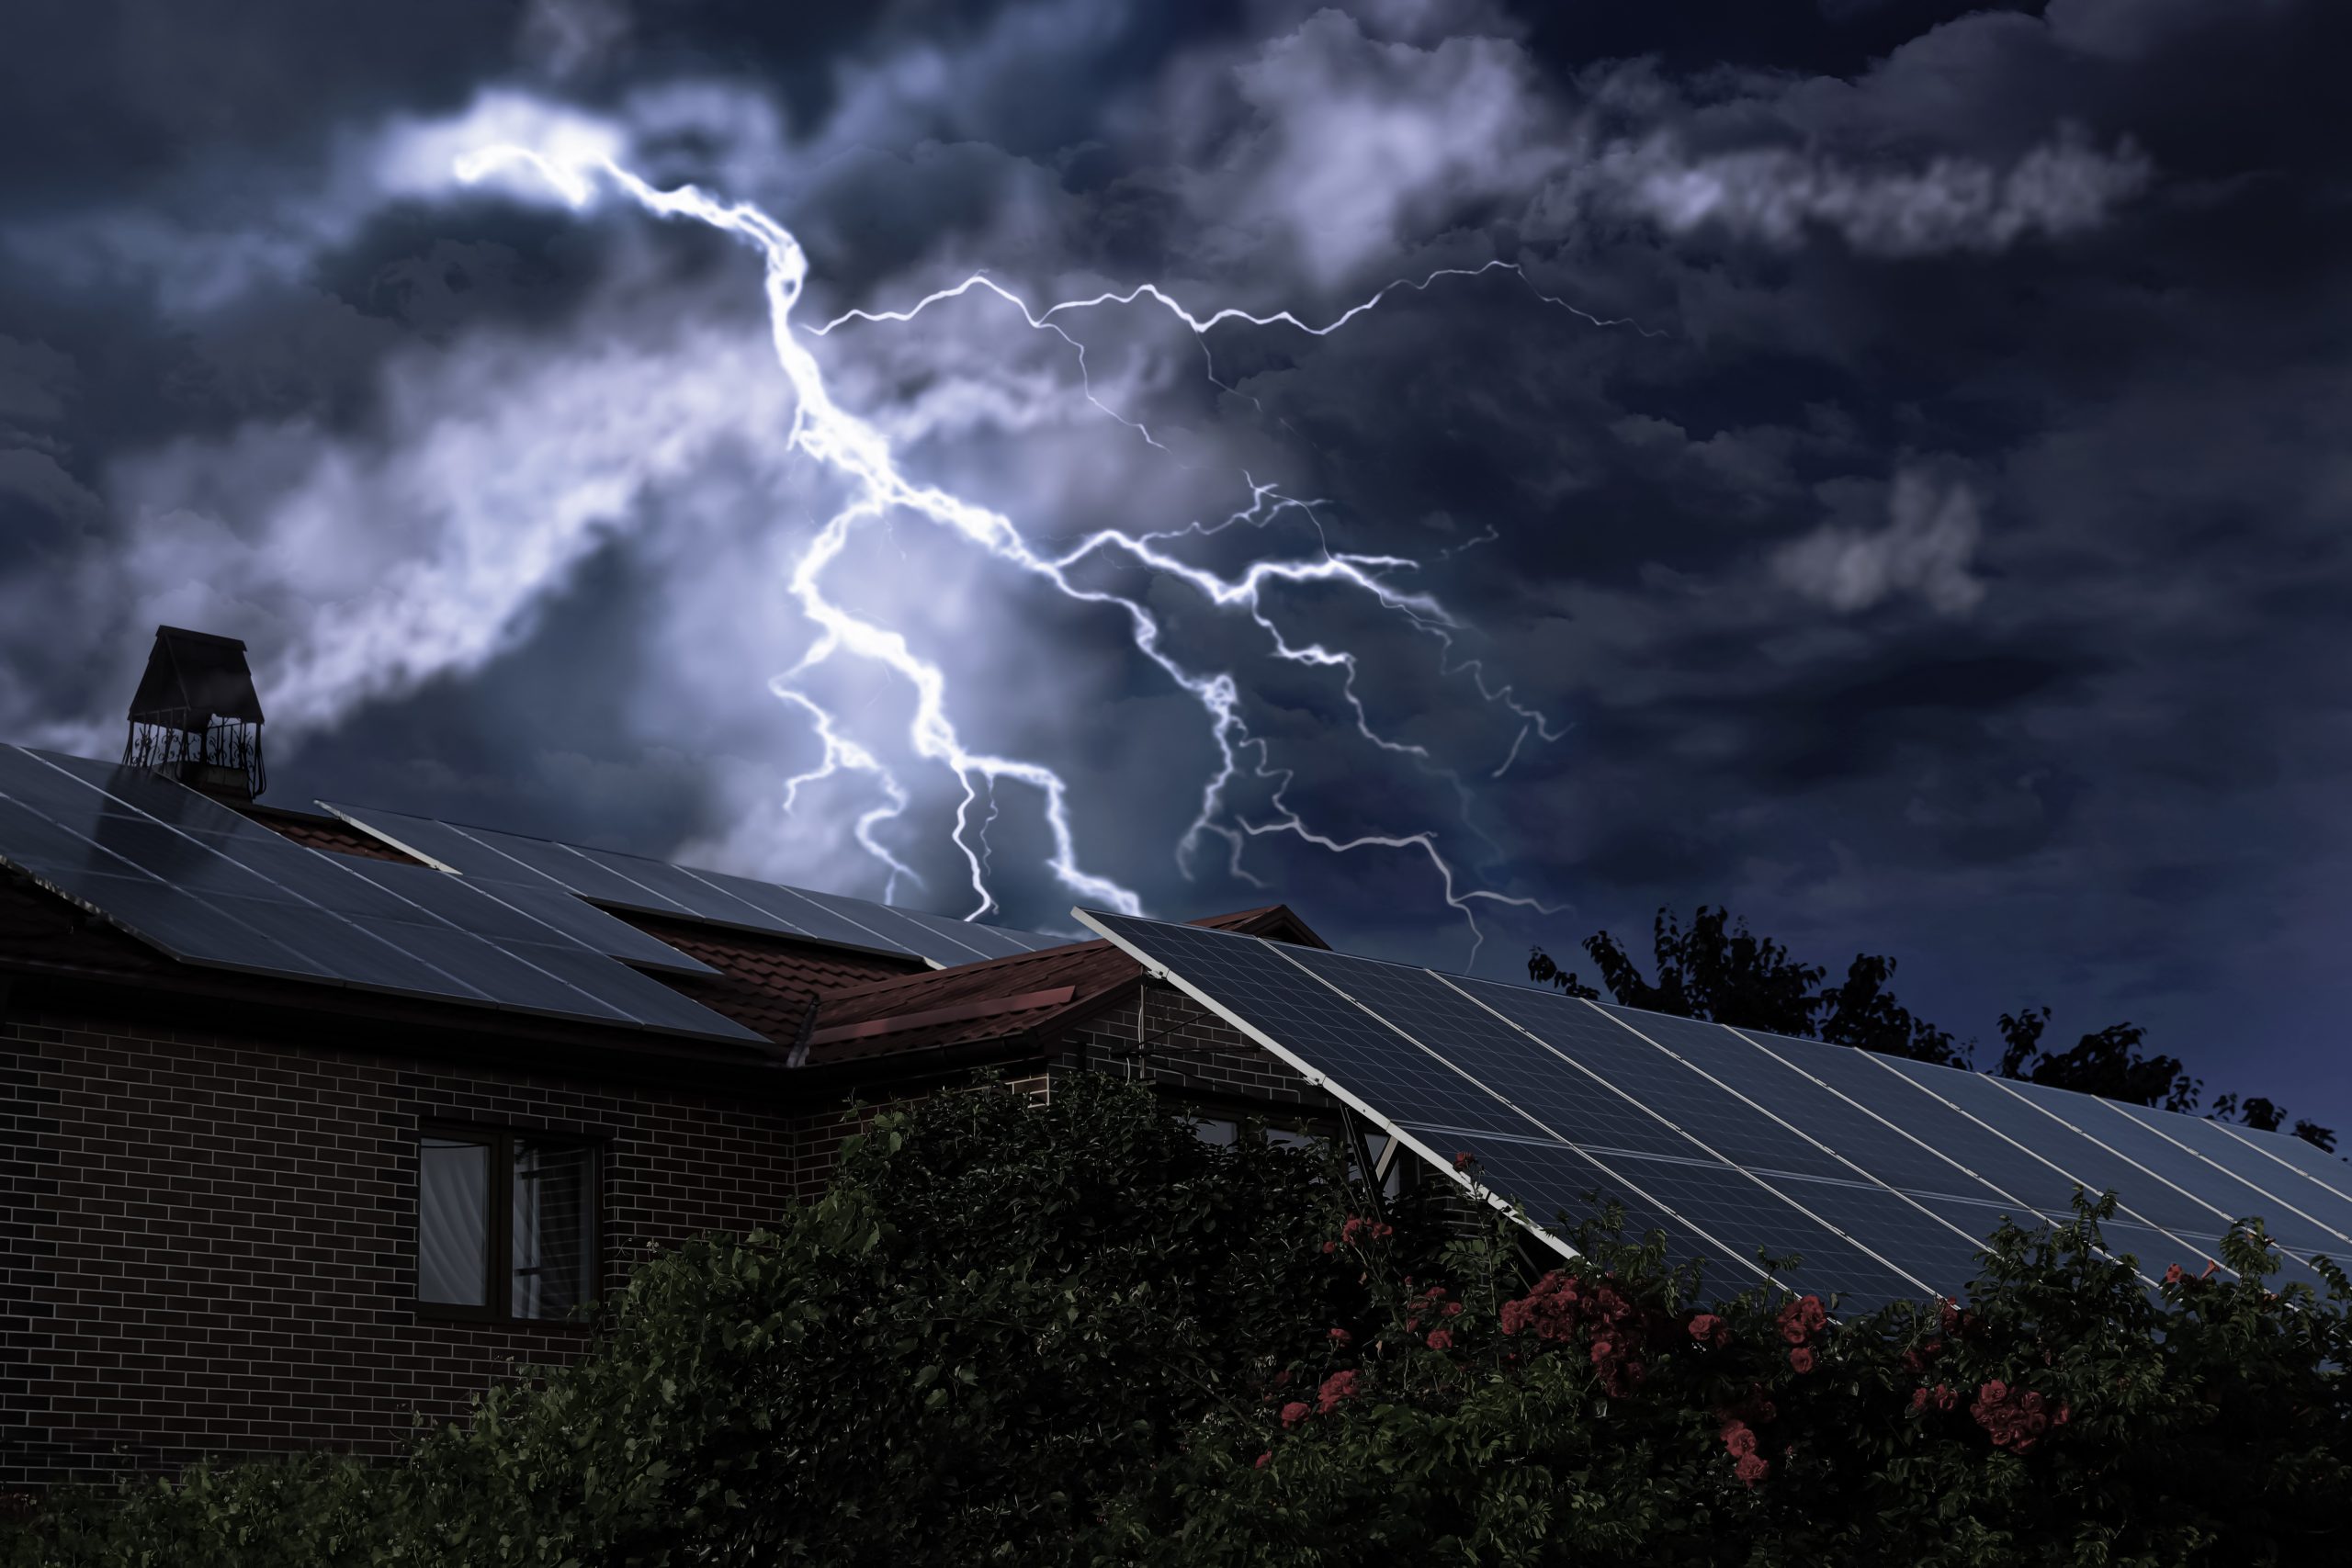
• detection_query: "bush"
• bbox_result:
[1095,1168,2352,1567]
[5,1076,1427,1566]
[9,1080,2347,1566]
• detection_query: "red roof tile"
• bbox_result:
[231,803,425,863]
[607,912,925,1044]
[800,904,1326,1066]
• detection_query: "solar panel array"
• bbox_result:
[1080,909,2352,1314]
[324,803,1068,969]
[0,746,760,1043]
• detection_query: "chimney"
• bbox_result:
[123,626,267,801]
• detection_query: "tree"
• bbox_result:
[1996,1007,2199,1112]
[1818,953,1967,1066]
[1530,905,1966,1066]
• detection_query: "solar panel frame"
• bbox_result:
[1947,1072,2314,1241]
[1081,908,1941,1308]
[4,750,759,1044]
[1074,908,2334,1306]
[1825,1048,2304,1279]
[2093,1100,2352,1247]
[2202,1118,2352,1215]
[322,803,1060,965]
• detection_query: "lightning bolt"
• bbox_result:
[453,143,1580,956]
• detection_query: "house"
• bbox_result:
[0,629,1345,1489]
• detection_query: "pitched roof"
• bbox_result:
[604,912,923,1043]
[799,904,1326,1066]
[230,803,424,863]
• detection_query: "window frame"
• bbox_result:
[413,1121,605,1330]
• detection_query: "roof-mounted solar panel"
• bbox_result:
[0,748,759,1045]
[319,800,1069,968]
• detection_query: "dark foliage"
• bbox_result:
[1106,1178,2352,1566]
[9,1081,2349,1566]
[5,1076,1451,1567]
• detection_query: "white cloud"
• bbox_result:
[1185,10,1557,287]
[1605,123,2152,256]
[1774,469,1986,616]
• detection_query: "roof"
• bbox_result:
[229,803,424,863]
[128,626,265,728]
[605,912,923,1043]
[799,904,1327,1066]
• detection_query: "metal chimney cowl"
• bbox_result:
[122,626,267,801]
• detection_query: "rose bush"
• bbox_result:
[1096,1166,2352,1567]
[9,1078,2347,1567]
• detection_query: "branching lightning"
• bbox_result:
[455,142,1596,957]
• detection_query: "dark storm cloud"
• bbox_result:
[3,0,2349,1128]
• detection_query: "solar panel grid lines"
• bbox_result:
[1076,908,2352,1311]
[2244,1126,2352,1201]
[2093,1099,2352,1247]
[1419,971,1938,1308]
[1256,942,1780,1289]
[2205,1116,2352,1212]
[1852,1053,2249,1280]
[1587,1005,2007,1271]
[8,748,513,1005]
[323,802,1017,966]
[4,749,760,1043]
[1712,1023,2173,1293]
[1709,1022,2037,1212]
[1983,1073,2350,1253]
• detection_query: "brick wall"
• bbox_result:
[1058,981,1340,1123]
[0,1010,800,1488]
[0,974,1364,1489]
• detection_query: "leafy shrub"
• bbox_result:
[10,1080,2347,1567]
[1095,1168,2352,1567]
[5,1075,1425,1566]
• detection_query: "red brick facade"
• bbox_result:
[0,1007,801,1489]
[1058,980,1340,1122]
[0,915,1334,1488]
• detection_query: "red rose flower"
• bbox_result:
[1426,1329,1454,1351]
[1788,1346,1815,1374]
[1328,1327,1351,1344]
[1454,1151,1475,1169]
[1317,1370,1361,1414]
[1735,1453,1770,1486]
[1280,1402,1310,1428]
[1255,1451,1271,1469]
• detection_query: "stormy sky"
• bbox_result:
[3,0,2347,1130]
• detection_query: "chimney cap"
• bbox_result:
[128,626,266,731]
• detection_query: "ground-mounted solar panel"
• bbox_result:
[2092,1097,2352,1248]
[1873,1058,2243,1239]
[0,748,758,1043]
[1081,911,1936,1310]
[2212,1122,2352,1214]
[1997,1078,2352,1254]
[1079,907,2335,1311]
[322,801,1066,967]
[2139,1110,2352,1239]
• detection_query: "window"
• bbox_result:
[416,1127,599,1324]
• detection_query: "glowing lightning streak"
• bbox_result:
[811,260,1662,450]
[454,144,1564,953]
